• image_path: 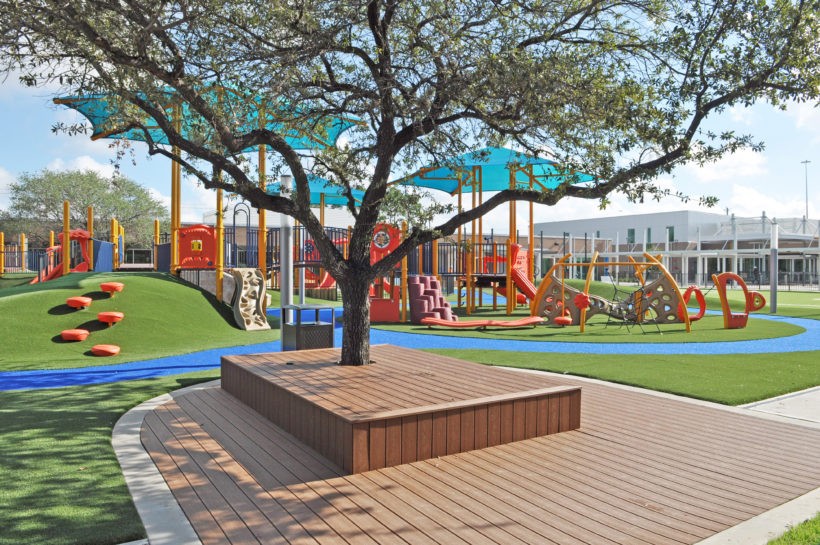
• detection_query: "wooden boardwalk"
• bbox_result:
[142,346,820,545]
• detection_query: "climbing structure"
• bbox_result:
[712,272,766,329]
[230,268,271,331]
[530,253,704,332]
[408,276,456,324]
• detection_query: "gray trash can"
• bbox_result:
[281,304,335,351]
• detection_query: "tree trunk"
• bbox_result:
[337,275,371,365]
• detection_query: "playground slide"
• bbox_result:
[317,270,336,289]
[29,264,64,284]
[508,267,537,300]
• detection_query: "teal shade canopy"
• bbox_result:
[54,91,355,151]
[395,146,595,195]
[266,175,364,207]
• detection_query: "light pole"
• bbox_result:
[801,160,810,232]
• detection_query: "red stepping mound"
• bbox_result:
[97,311,124,327]
[100,282,124,296]
[66,296,92,309]
[91,344,120,357]
[61,329,90,342]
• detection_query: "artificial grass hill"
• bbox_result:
[0,272,279,371]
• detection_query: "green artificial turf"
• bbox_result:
[0,273,37,290]
[0,272,280,371]
[767,513,820,545]
[427,348,820,405]
[0,371,219,545]
[376,312,804,343]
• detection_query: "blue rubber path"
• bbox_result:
[1,313,817,391]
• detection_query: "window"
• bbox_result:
[646,228,652,245]
[627,228,635,244]
[667,226,675,242]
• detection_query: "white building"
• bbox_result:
[532,210,819,287]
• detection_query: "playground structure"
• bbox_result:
[1,200,124,282]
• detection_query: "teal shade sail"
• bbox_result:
[266,175,364,207]
[54,91,355,151]
[395,146,595,194]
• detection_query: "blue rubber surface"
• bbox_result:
[1,313,817,391]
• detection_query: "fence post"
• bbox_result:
[0,231,4,275]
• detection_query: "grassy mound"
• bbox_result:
[0,272,279,371]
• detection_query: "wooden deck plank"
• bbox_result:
[144,348,820,545]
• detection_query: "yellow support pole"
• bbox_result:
[505,238,513,315]
[20,233,26,272]
[171,103,181,275]
[153,219,160,271]
[465,246,473,315]
[216,187,225,303]
[87,205,94,270]
[417,244,424,275]
[258,144,267,281]
[49,231,54,248]
[528,170,535,283]
[0,232,4,275]
[111,218,118,270]
[62,200,71,276]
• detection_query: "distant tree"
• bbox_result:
[0,170,168,247]
[0,0,817,364]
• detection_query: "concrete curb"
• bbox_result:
[112,383,211,545]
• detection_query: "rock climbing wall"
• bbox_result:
[230,268,271,331]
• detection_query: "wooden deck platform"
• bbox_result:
[221,345,581,473]
[142,346,820,545]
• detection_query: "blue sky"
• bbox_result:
[0,75,817,232]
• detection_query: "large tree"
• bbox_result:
[0,169,169,247]
[1,0,817,365]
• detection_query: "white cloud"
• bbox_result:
[728,106,754,126]
[180,176,219,223]
[786,101,820,134]
[47,155,116,177]
[726,183,813,219]
[682,148,768,183]
[0,167,16,209]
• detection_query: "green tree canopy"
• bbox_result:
[1,0,817,364]
[0,170,169,247]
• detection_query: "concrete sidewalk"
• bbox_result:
[742,386,820,424]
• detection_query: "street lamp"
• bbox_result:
[801,160,810,231]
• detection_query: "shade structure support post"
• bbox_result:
[401,222,408,322]
[87,205,94,270]
[170,103,182,275]
[258,145,267,285]
[153,219,160,271]
[0,232,5,275]
[528,166,535,283]
[279,175,294,315]
[62,200,70,276]
[216,186,225,303]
